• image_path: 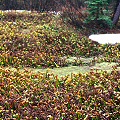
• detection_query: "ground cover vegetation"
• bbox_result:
[0,11,120,68]
[0,11,102,68]
[0,67,120,119]
[0,1,120,119]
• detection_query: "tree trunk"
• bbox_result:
[113,1,120,25]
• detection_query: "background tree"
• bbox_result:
[0,0,85,11]
[85,0,113,28]
[112,0,120,25]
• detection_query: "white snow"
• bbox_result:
[3,10,31,13]
[89,34,120,44]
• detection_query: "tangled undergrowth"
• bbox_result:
[0,67,120,119]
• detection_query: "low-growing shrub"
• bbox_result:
[0,11,119,68]
[0,11,102,68]
[0,67,120,119]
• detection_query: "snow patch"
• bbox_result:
[3,10,31,13]
[89,34,120,44]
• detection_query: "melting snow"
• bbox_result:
[89,34,120,44]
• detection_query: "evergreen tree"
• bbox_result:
[85,0,113,28]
